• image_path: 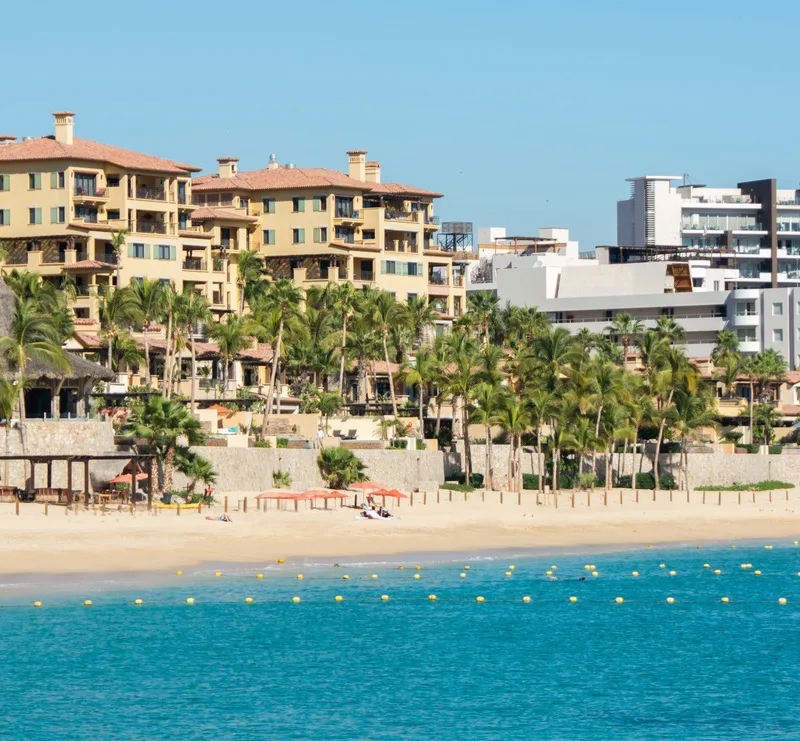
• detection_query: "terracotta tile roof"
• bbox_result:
[62,259,116,271]
[193,165,441,198]
[0,136,200,174]
[785,371,800,384]
[190,207,258,223]
[779,404,800,415]
[73,318,95,326]
[237,343,275,363]
[73,332,104,349]
[348,359,399,375]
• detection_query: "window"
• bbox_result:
[773,328,784,342]
[292,197,305,213]
[155,244,174,260]
[692,278,703,288]
[49,206,65,224]
[736,327,756,342]
[407,293,417,302]
[334,226,354,243]
[363,229,376,241]
[28,173,41,190]
[292,228,305,244]
[383,259,397,275]
[178,212,187,230]
[28,207,41,225]
[107,175,120,187]
[129,243,147,259]
[239,197,249,210]
[0,174,9,191]
[107,209,120,221]
[313,195,328,212]
[313,227,328,243]
[713,280,720,291]
[0,209,9,226]
[335,196,354,218]
[49,171,65,189]
[262,198,276,213]
[73,173,96,196]
[736,300,757,316]
[772,302,783,316]
[74,205,97,223]
[262,229,275,245]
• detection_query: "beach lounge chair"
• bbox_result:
[342,429,358,440]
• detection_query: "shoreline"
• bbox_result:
[2,492,799,577]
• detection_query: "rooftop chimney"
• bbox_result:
[365,160,381,183]
[217,157,239,178]
[268,153,279,170]
[53,111,75,145]
[347,149,367,181]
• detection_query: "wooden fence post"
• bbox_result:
[571,491,575,508]
[244,497,248,513]
[177,503,181,516]
[224,496,228,513]
[738,492,741,505]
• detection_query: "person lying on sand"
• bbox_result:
[206,514,232,522]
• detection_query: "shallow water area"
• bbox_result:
[1,543,799,740]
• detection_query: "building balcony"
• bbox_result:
[183,258,207,271]
[333,209,363,224]
[423,215,440,229]
[212,258,225,272]
[132,187,168,202]
[385,210,418,223]
[73,187,108,202]
[452,274,465,287]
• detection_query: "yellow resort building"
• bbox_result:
[191,149,468,322]
[0,112,237,320]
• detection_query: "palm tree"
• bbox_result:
[445,343,480,481]
[0,377,20,483]
[0,296,68,420]
[470,382,507,490]
[254,279,304,436]
[236,249,267,314]
[712,330,740,365]
[109,331,144,373]
[571,416,600,480]
[396,347,436,436]
[109,228,128,288]
[98,287,138,370]
[606,313,644,362]
[208,314,249,392]
[129,278,167,387]
[318,447,367,488]
[497,396,529,492]
[714,355,742,399]
[526,388,559,495]
[637,330,669,389]
[367,290,404,418]
[672,388,717,492]
[405,295,437,348]
[532,327,583,390]
[176,450,217,498]
[548,419,576,502]
[175,289,211,412]
[333,282,359,396]
[587,358,622,473]
[655,315,684,345]
[317,391,343,434]
[123,397,206,495]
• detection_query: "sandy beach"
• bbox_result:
[1,488,799,574]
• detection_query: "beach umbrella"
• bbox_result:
[371,488,408,499]
[302,489,347,510]
[108,472,148,485]
[349,481,388,492]
[255,490,302,499]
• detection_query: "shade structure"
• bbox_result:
[349,481,388,492]
[255,490,303,500]
[370,488,408,499]
[108,472,148,485]
[302,489,347,500]
[207,403,234,415]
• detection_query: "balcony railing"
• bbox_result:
[220,238,232,249]
[334,209,361,220]
[385,210,417,221]
[135,220,169,234]
[425,215,440,225]
[357,272,375,282]
[183,258,207,271]
[96,253,119,265]
[192,195,234,207]
[4,253,27,265]
[453,275,465,287]
[428,274,448,286]
[212,258,224,272]
[73,187,108,199]
[134,187,167,202]
[177,193,189,205]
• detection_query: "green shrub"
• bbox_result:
[722,430,743,444]
[416,439,427,451]
[253,439,271,449]
[617,472,678,490]
[441,482,474,492]
[769,444,783,455]
[318,447,366,488]
[272,470,292,488]
[390,439,408,449]
[696,480,794,492]
[452,472,484,488]
[521,473,576,490]
[577,473,600,490]
[437,427,452,449]
[736,443,760,454]
[276,438,289,449]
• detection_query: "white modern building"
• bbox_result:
[617,176,800,289]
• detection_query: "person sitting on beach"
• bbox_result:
[377,506,392,518]
[206,514,232,522]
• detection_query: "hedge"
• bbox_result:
[617,472,678,490]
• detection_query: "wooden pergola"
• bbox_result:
[0,453,157,507]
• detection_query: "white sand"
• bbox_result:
[1,488,798,574]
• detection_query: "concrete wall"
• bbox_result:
[0,420,121,489]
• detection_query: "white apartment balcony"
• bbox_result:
[732,313,760,327]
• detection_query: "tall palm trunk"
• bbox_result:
[419,384,425,440]
[536,424,544,495]
[163,310,173,399]
[338,313,348,396]
[592,404,603,474]
[552,445,559,504]
[163,445,175,493]
[107,330,114,370]
[435,396,443,437]
[462,396,472,482]
[381,332,398,418]
[749,381,755,444]
[261,319,284,439]
[485,423,493,490]
[142,327,151,387]
[653,387,676,490]
[190,334,197,413]
[357,358,366,402]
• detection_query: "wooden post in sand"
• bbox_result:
[257,498,261,512]
[619,489,623,505]
[44,503,48,516]
[769,490,772,503]
[130,501,134,515]
[738,491,741,505]
[177,503,181,516]
[448,490,452,503]
[410,492,414,507]
[500,491,504,505]
[635,490,639,504]
[518,491,521,506]
[702,491,706,505]
[786,489,790,502]
[686,490,690,503]
[751,490,755,504]
[571,491,575,508]
[669,489,673,502]
[604,490,608,506]
[718,491,722,506]
[243,497,248,513]
[481,490,485,503]
[423,491,427,505]
[588,491,591,507]
[198,502,202,514]
[437,490,440,504]
[15,500,19,516]
[224,496,228,513]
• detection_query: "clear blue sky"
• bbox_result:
[4,0,799,248]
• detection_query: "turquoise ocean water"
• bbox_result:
[1,542,799,740]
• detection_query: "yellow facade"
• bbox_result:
[191,150,467,320]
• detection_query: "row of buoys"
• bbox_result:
[29,595,793,607]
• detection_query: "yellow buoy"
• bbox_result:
[591,571,599,577]
[476,596,485,603]
[83,600,92,607]
[292,596,301,603]
[134,599,143,606]
[380,594,389,601]
[740,564,748,569]
[256,573,263,579]
[631,571,640,577]
[731,545,737,549]
[342,574,350,580]
[714,569,722,575]
[614,597,624,604]
[296,574,304,580]
[505,571,512,577]
[648,544,653,548]
[335,595,343,602]
[371,574,378,580]
[460,573,466,578]
[33,601,42,608]
[794,541,798,545]
[720,596,729,603]
[778,597,788,605]
[415,565,421,571]
[428,594,437,601]
[214,571,222,577]
[669,571,676,576]
[244,597,253,604]
[703,564,710,568]
[509,565,516,571]
[522,596,531,603]
[697,545,703,549]
[413,574,421,580]
[186,598,195,605]
[765,545,773,550]
[569,596,578,603]
[277,558,285,564]
[666,597,675,604]
[754,570,762,576]
[584,565,591,570]
[175,570,183,576]
[545,571,553,576]
[397,566,404,571]
[659,563,666,569]
[551,565,557,570]
[464,565,471,571]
